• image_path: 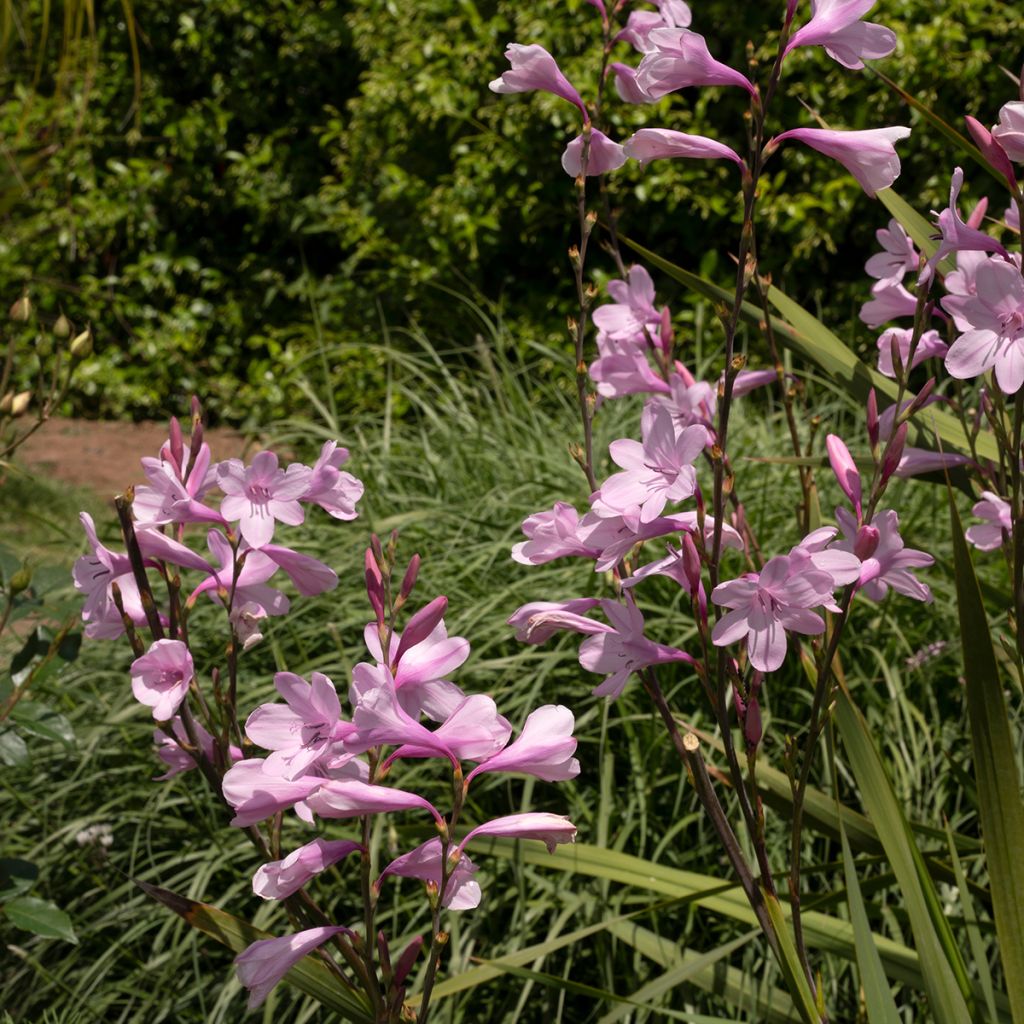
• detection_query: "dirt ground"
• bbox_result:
[15,417,252,498]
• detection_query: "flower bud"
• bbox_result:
[69,326,93,359]
[853,525,880,561]
[0,391,12,414]
[880,422,908,485]
[680,532,702,595]
[399,554,421,601]
[8,293,31,322]
[394,935,423,987]
[965,115,1017,190]
[52,312,71,338]
[8,565,32,595]
[744,696,763,749]
[826,434,862,517]
[866,390,880,449]
[10,391,31,417]
[902,378,936,420]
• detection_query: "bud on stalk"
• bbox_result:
[8,293,31,322]
[10,391,31,417]
[879,422,908,485]
[52,312,71,338]
[70,327,93,359]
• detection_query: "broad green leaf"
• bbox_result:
[0,726,28,766]
[10,702,74,745]
[4,896,76,943]
[835,689,973,1024]
[598,931,756,1024]
[945,820,999,1024]
[839,822,901,1024]
[948,493,1024,1024]
[0,858,38,902]
[135,880,373,1022]
[762,890,822,1024]
[618,235,997,463]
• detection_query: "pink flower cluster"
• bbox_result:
[489,1,908,196]
[223,569,578,1008]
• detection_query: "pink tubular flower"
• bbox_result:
[921,168,1010,282]
[610,62,652,104]
[578,598,693,698]
[458,812,578,854]
[222,758,329,827]
[876,328,948,378]
[512,503,599,565]
[235,927,349,1010]
[466,705,579,783]
[301,441,363,520]
[784,0,896,69]
[245,671,352,780]
[771,126,910,197]
[943,256,1024,393]
[304,777,444,826]
[561,128,627,177]
[130,640,194,721]
[589,333,672,398]
[217,451,312,548]
[826,434,862,518]
[993,101,1024,162]
[506,598,603,644]
[635,28,754,96]
[592,265,661,341]
[591,407,707,528]
[859,282,919,328]
[865,218,918,288]
[72,512,143,639]
[832,507,933,602]
[711,556,833,673]
[489,43,587,116]
[253,838,363,900]
[134,440,222,528]
[787,528,862,587]
[377,838,482,910]
[965,492,1012,551]
[624,128,745,169]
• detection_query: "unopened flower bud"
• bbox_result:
[394,935,423,987]
[826,434,862,517]
[69,326,93,359]
[52,312,71,338]
[866,390,880,449]
[744,696,763,749]
[902,378,936,420]
[0,391,12,414]
[888,331,904,380]
[399,554,421,601]
[8,293,31,322]
[8,565,32,595]
[680,532,702,595]
[853,524,880,561]
[10,390,30,417]
[880,422,908,484]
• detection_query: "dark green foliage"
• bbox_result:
[1,1,1021,423]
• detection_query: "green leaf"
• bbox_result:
[0,858,39,902]
[135,880,374,1022]
[0,726,28,767]
[762,890,822,1024]
[839,822,901,1024]
[948,492,1024,1023]
[835,688,974,1024]
[10,702,74,745]
[617,234,997,463]
[4,896,77,943]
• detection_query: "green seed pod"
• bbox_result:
[8,293,31,322]
[53,312,72,338]
[70,326,93,360]
[0,391,12,414]
[8,566,32,595]
[10,390,31,416]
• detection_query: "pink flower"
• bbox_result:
[826,434,862,517]
[615,1,692,53]
[865,217,918,288]
[507,598,603,644]
[876,328,947,378]
[578,598,693,698]
[992,101,1024,162]
[831,507,933,602]
[711,556,833,673]
[635,28,754,96]
[943,256,1024,392]
[72,512,142,639]
[859,282,918,328]
[222,757,332,827]
[787,528,862,587]
[624,128,745,169]
[588,333,672,398]
[610,62,652,104]
[512,503,599,565]
[245,671,352,780]
[217,452,312,548]
[592,265,661,341]
[153,717,241,780]
[489,43,587,116]
[305,776,444,825]
[591,407,707,528]
[301,441,363,520]
[561,128,627,177]
[377,838,481,910]
[235,927,349,1009]
[921,168,1009,283]
[458,812,578,854]
[965,492,1012,551]
[771,126,910,197]
[784,0,896,69]
[643,373,717,433]
[134,440,222,527]
[466,705,579,783]
[130,640,194,721]
[253,838,363,900]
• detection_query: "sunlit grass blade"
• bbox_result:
[597,931,756,1024]
[948,491,1024,1023]
[944,819,999,1024]
[834,689,973,1023]
[839,820,901,1024]
[762,891,822,1023]
[134,881,374,1022]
